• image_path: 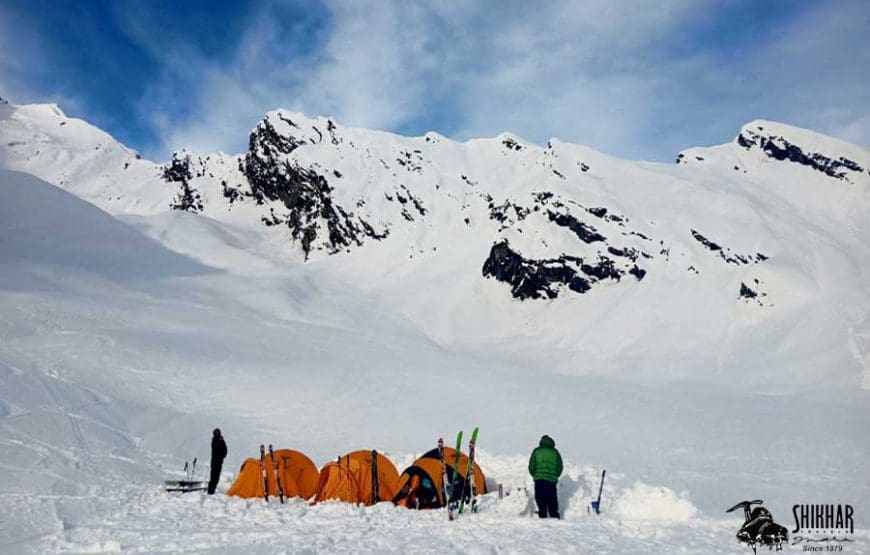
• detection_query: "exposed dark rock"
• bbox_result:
[547,210,606,243]
[243,119,387,257]
[326,119,340,145]
[482,240,590,300]
[629,265,646,280]
[162,152,193,183]
[222,180,243,204]
[738,129,865,180]
[739,278,769,305]
[607,246,639,261]
[261,208,282,227]
[581,256,621,281]
[690,229,722,251]
[169,181,203,212]
[460,174,478,187]
[482,239,638,300]
[739,282,757,299]
[692,229,770,266]
[502,137,522,151]
[396,150,423,173]
[580,162,590,172]
[399,185,427,216]
[163,152,202,212]
[736,133,755,150]
[488,200,529,228]
[534,191,554,204]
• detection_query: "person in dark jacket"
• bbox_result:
[208,428,227,495]
[528,434,563,518]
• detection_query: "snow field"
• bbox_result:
[2,105,869,553]
[36,453,746,554]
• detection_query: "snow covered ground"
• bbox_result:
[1,99,869,553]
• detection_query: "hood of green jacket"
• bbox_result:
[539,435,555,448]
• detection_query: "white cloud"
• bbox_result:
[115,0,868,160]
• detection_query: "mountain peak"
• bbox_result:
[677,119,869,185]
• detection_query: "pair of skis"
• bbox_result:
[259,444,285,504]
[441,427,479,521]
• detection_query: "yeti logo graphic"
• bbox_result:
[727,500,789,553]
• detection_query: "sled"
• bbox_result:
[165,457,207,492]
[164,480,208,492]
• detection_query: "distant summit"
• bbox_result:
[1,98,868,389]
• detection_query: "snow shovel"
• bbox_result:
[590,469,606,515]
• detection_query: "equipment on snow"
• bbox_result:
[371,450,380,504]
[458,427,479,514]
[259,444,269,502]
[437,438,452,519]
[269,444,285,504]
[391,446,487,511]
[164,457,207,492]
[590,469,606,515]
[447,431,463,520]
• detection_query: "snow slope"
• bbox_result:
[1,102,869,553]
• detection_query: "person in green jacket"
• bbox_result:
[528,434,563,518]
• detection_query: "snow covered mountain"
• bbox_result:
[2,100,869,389]
[1,100,869,552]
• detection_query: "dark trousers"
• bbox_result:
[208,463,222,494]
[534,480,559,518]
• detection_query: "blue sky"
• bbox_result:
[1,0,868,161]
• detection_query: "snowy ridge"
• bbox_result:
[2,100,870,388]
[679,119,870,185]
[1,103,869,552]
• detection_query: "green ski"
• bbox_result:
[447,430,463,520]
[458,427,479,515]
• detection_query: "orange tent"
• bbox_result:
[314,450,399,505]
[393,447,486,509]
[227,449,319,500]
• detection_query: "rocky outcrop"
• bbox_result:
[547,210,606,243]
[242,114,388,257]
[163,152,203,213]
[691,229,768,265]
[482,240,590,300]
[737,128,865,181]
[482,240,645,300]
